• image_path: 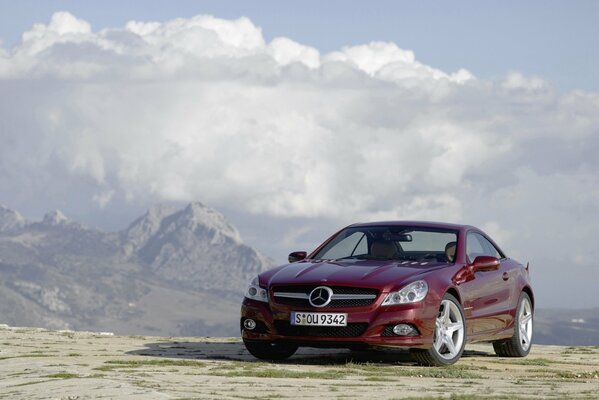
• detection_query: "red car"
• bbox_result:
[241,221,533,366]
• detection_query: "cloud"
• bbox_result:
[268,37,320,69]
[326,41,473,83]
[1,12,599,307]
[92,189,115,208]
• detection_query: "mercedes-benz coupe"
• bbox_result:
[241,221,533,366]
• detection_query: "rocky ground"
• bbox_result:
[0,324,598,400]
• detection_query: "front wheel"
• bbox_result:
[243,339,298,361]
[411,293,466,366]
[493,292,533,357]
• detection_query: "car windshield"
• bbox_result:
[312,225,458,263]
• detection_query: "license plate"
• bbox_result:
[291,312,347,326]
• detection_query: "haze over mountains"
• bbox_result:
[0,202,274,336]
[0,202,597,345]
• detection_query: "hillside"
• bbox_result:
[534,308,599,347]
[0,325,597,399]
[0,203,274,337]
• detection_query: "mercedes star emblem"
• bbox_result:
[309,286,333,308]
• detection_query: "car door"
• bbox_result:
[460,232,512,337]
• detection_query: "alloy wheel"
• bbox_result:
[433,299,465,360]
[519,296,533,352]
[492,291,533,357]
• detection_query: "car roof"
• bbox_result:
[347,220,475,231]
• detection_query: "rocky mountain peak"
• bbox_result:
[120,204,178,257]
[0,204,27,231]
[146,204,179,221]
[131,204,178,235]
[41,209,77,227]
[121,202,244,258]
[119,201,272,292]
[180,202,242,244]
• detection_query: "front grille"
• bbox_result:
[272,285,379,308]
[274,321,368,337]
[329,298,374,307]
[273,286,378,295]
[273,297,308,307]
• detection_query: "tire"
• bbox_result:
[493,292,533,357]
[243,339,298,361]
[410,293,466,366]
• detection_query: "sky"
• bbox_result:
[0,1,598,309]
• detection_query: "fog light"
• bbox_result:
[243,319,257,330]
[392,323,416,336]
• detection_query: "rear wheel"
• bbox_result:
[493,292,533,357]
[243,339,298,361]
[411,293,466,366]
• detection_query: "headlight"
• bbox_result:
[244,276,268,303]
[381,280,428,306]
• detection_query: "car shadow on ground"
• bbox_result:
[127,339,493,366]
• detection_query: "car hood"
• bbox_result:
[267,259,448,291]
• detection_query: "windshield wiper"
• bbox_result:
[333,255,364,261]
[334,255,420,262]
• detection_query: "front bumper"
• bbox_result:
[241,296,438,349]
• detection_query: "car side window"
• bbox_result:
[466,233,484,262]
[467,232,501,262]
[479,235,501,259]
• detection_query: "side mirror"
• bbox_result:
[472,255,500,272]
[288,251,307,263]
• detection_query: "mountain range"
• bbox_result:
[0,202,274,336]
[0,203,597,345]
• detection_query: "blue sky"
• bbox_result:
[1,0,598,91]
[1,1,598,308]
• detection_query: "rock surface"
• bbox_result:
[0,325,598,399]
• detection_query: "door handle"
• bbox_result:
[502,272,509,281]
